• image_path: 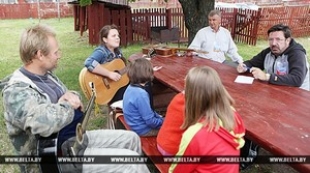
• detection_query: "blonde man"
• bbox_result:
[0,24,150,173]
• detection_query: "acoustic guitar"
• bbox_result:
[142,46,208,57]
[79,58,129,105]
[37,86,95,173]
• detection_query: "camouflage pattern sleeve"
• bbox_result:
[3,83,75,137]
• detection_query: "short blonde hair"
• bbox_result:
[19,24,56,64]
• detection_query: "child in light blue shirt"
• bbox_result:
[123,58,163,136]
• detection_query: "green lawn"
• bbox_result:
[0,18,309,173]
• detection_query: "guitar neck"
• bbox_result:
[172,48,193,52]
[71,84,96,156]
[81,92,96,131]
[171,48,208,54]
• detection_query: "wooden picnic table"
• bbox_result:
[143,54,310,173]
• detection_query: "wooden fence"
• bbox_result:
[217,7,261,45]
[0,2,73,19]
[257,6,310,39]
[131,7,261,45]
[234,8,261,45]
[131,6,310,46]
[3,3,307,46]
[131,8,188,43]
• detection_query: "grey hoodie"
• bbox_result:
[244,39,309,91]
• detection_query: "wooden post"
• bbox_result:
[126,8,133,45]
[146,9,151,40]
[252,8,261,46]
[73,5,79,31]
[37,0,40,20]
[231,8,237,40]
[166,8,171,29]
[79,6,86,36]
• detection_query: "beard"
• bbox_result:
[271,46,281,54]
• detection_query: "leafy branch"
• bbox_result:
[79,0,92,7]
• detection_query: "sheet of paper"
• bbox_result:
[110,100,123,109]
[234,75,254,84]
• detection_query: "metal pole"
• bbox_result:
[57,0,60,21]
[37,0,40,20]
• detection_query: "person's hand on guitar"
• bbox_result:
[108,71,121,81]
[181,49,208,57]
[58,91,84,110]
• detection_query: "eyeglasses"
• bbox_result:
[268,38,286,42]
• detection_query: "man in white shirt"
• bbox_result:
[188,10,243,67]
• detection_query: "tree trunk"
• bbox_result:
[178,0,215,45]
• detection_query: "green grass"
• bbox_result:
[0,18,309,173]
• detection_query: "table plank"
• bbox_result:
[150,55,310,172]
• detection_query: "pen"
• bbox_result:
[243,64,251,72]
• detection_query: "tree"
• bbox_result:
[178,0,215,44]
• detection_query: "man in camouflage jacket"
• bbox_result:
[1,24,149,173]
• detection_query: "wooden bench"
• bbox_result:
[115,114,170,173]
